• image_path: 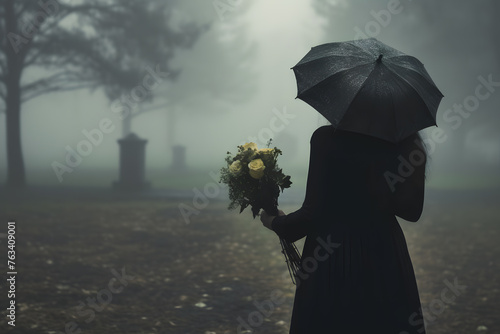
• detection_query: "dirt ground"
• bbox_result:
[0,191,499,334]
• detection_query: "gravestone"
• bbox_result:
[113,133,150,190]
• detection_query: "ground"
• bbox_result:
[0,189,499,334]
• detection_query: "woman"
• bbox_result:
[260,125,427,333]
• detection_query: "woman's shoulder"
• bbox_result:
[311,125,327,136]
[310,125,397,151]
[311,125,372,142]
[311,125,336,142]
[310,126,353,150]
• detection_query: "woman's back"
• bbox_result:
[310,125,425,229]
[272,125,428,333]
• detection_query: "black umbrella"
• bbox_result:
[292,38,444,143]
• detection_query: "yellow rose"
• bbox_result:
[229,160,242,174]
[248,158,266,179]
[258,148,274,156]
[242,142,258,151]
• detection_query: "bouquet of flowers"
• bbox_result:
[219,140,301,284]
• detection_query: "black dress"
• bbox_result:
[272,125,426,334]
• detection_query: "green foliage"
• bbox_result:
[219,142,292,217]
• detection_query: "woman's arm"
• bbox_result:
[270,127,328,243]
[390,137,426,222]
[392,161,425,222]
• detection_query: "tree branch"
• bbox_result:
[16,2,120,62]
[21,82,95,103]
[20,69,95,101]
[21,71,81,93]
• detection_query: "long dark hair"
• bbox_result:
[327,123,429,179]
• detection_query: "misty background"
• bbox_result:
[0,0,499,190]
[1,1,499,333]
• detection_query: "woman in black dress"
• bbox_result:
[260,125,427,333]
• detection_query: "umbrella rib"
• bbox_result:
[336,67,377,126]
[403,91,438,130]
[345,41,375,57]
[297,63,373,98]
[384,65,439,124]
[385,61,444,97]
[387,61,430,82]
[293,55,370,68]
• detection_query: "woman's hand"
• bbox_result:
[260,209,286,231]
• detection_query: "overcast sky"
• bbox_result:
[0,0,498,186]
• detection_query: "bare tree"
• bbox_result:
[0,0,202,187]
[116,3,258,167]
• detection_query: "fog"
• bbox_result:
[1,2,499,332]
[0,0,499,188]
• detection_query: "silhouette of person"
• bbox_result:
[261,125,427,333]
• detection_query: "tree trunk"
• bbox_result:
[5,81,24,188]
[5,0,26,188]
[122,113,132,137]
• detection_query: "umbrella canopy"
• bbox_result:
[292,38,444,143]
